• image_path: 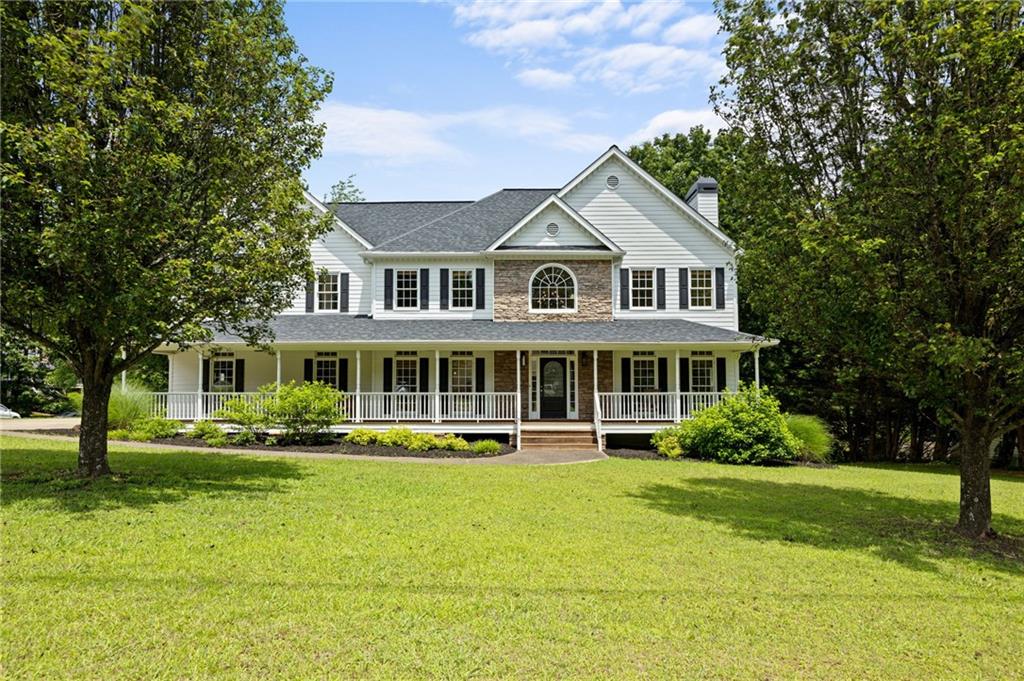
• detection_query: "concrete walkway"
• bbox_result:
[1,424,607,466]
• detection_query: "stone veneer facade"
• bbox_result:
[492,259,613,322]
[494,350,613,420]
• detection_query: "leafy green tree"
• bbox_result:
[1,1,332,476]
[0,330,64,414]
[714,0,1024,536]
[325,174,365,203]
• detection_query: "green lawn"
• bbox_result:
[3,435,1023,679]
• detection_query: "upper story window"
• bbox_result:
[690,269,713,309]
[396,269,419,309]
[317,273,339,311]
[451,270,474,309]
[630,269,655,309]
[530,264,576,312]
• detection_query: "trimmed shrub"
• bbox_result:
[231,431,257,447]
[69,382,154,430]
[190,420,223,441]
[205,432,229,447]
[108,429,132,441]
[437,433,471,452]
[344,428,380,446]
[131,417,181,440]
[784,414,834,463]
[214,388,272,437]
[651,426,684,458]
[406,433,440,452]
[471,439,502,455]
[378,427,415,448]
[266,381,343,443]
[678,385,799,464]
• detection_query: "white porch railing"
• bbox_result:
[598,391,727,422]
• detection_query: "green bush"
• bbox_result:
[231,431,257,447]
[651,426,684,458]
[69,382,154,430]
[214,388,272,437]
[130,417,181,440]
[107,429,132,441]
[677,385,799,464]
[190,420,223,441]
[378,427,415,448]
[266,381,343,443]
[471,439,502,455]
[204,432,229,447]
[406,433,440,452]
[437,433,471,452]
[344,428,380,446]
[784,414,834,463]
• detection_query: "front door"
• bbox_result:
[539,357,567,419]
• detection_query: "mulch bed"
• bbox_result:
[605,448,667,460]
[23,429,510,459]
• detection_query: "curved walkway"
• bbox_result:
[1,426,607,466]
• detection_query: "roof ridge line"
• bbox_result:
[368,188,516,251]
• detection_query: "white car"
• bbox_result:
[0,404,21,419]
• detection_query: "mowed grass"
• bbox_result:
[2,436,1023,679]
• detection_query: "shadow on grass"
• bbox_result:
[629,478,1024,574]
[1,442,306,513]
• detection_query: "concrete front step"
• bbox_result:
[520,430,599,452]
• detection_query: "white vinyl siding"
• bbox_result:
[283,223,370,315]
[563,156,738,329]
[373,259,493,320]
[502,203,603,249]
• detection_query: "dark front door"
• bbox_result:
[539,357,567,419]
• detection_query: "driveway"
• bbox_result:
[0,416,80,432]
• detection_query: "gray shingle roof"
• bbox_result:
[370,189,557,252]
[213,316,768,345]
[327,201,471,246]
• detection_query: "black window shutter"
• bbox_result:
[716,357,727,391]
[420,269,429,310]
[384,269,394,310]
[475,357,485,392]
[621,357,631,392]
[305,279,315,313]
[382,358,393,392]
[338,273,349,312]
[419,357,429,392]
[338,358,349,392]
[201,358,210,392]
[679,268,689,309]
[439,358,449,392]
[234,359,245,392]
[620,268,630,310]
[303,358,314,383]
[715,267,726,309]
[679,358,690,391]
[475,268,485,310]
[657,357,668,392]
[656,268,666,310]
[440,268,449,310]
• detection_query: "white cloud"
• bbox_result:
[663,14,720,44]
[626,108,725,144]
[576,43,724,94]
[516,67,576,90]
[318,102,613,165]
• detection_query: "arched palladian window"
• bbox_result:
[530,264,577,312]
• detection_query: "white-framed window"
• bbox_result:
[690,269,713,309]
[632,352,657,393]
[212,355,235,393]
[317,273,339,311]
[530,264,576,312]
[630,269,655,309]
[396,269,419,309]
[315,352,338,387]
[691,351,714,392]
[395,357,418,392]
[450,356,474,393]
[450,270,474,309]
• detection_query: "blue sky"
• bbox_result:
[285,1,726,201]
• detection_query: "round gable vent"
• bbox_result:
[546,222,560,237]
[606,175,620,189]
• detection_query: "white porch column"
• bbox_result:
[515,350,522,450]
[355,349,362,423]
[120,348,127,392]
[674,349,681,422]
[592,349,601,451]
[433,350,441,423]
[275,350,282,390]
[195,351,204,420]
[754,348,761,388]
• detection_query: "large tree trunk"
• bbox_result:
[78,360,114,478]
[956,417,993,538]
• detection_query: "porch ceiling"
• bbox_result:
[205,316,774,348]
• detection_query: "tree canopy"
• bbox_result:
[1,0,332,475]
[325,174,365,203]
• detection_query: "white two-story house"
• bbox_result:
[155,146,775,450]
